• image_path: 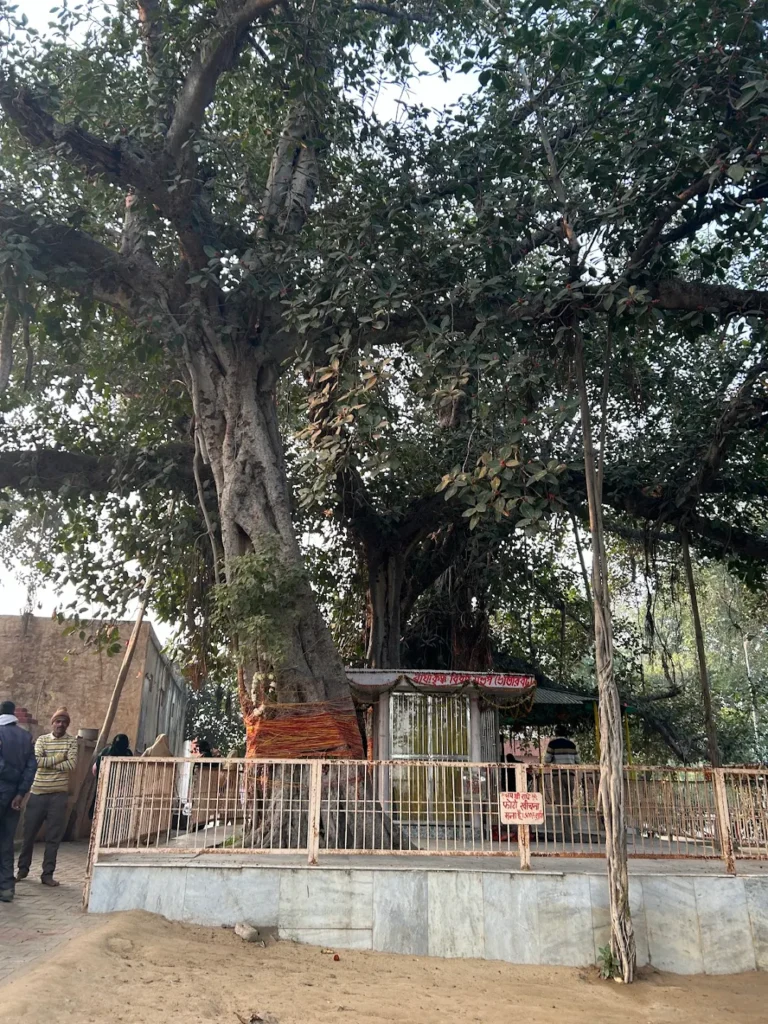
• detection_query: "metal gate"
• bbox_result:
[389,692,471,833]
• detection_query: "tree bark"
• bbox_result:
[574,334,636,982]
[450,570,493,671]
[366,547,405,669]
[681,533,721,767]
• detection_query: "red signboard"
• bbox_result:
[409,671,534,690]
[498,791,545,825]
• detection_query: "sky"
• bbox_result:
[0,0,474,637]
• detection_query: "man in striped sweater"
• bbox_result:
[17,707,77,887]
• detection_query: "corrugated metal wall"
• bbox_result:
[135,635,186,754]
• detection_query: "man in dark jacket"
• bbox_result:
[545,724,580,841]
[0,700,37,902]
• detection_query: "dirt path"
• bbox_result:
[1,910,766,1024]
[0,841,92,984]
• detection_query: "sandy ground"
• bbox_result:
[1,911,766,1024]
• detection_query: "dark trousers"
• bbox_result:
[0,794,20,892]
[18,792,69,879]
[553,771,576,840]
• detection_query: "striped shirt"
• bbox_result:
[544,737,579,766]
[31,733,78,794]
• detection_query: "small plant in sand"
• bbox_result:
[597,945,620,981]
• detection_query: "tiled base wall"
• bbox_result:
[88,864,768,975]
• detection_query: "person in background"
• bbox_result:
[191,737,220,757]
[494,752,521,844]
[545,723,579,766]
[501,752,520,793]
[545,723,579,840]
[94,733,133,770]
[17,707,77,887]
[0,700,37,902]
[88,734,133,820]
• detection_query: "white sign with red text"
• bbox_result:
[409,671,534,690]
[498,791,545,825]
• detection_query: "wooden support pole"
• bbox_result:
[82,755,111,910]
[515,763,531,870]
[307,759,322,865]
[377,692,390,810]
[469,692,483,833]
[712,768,736,875]
[94,574,154,757]
[681,534,721,767]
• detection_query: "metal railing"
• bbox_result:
[89,757,768,872]
[723,767,768,860]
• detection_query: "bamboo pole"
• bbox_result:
[681,534,721,767]
[94,573,154,756]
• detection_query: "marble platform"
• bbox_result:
[87,856,768,975]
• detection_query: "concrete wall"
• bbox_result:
[88,862,768,975]
[0,614,182,751]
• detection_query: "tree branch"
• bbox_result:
[0,269,18,395]
[0,444,198,497]
[0,73,222,267]
[561,462,768,565]
[567,467,768,562]
[652,278,768,318]
[136,0,165,68]
[260,103,321,237]
[675,356,768,509]
[352,2,430,20]
[165,0,281,162]
[0,74,167,201]
[334,465,388,550]
[626,172,716,271]
[602,519,682,546]
[0,201,168,315]
[633,704,704,763]
[401,522,469,625]
[658,179,768,249]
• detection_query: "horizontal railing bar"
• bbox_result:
[97,756,762,772]
[97,846,309,856]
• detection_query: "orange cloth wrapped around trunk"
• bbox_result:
[238,668,364,759]
[242,696,363,762]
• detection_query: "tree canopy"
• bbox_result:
[0,0,766,719]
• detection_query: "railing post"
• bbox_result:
[515,763,531,870]
[712,768,736,875]
[83,756,111,909]
[307,760,322,866]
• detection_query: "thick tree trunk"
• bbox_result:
[449,569,493,671]
[184,333,407,850]
[366,547,405,669]
[574,335,636,983]
[188,335,363,759]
